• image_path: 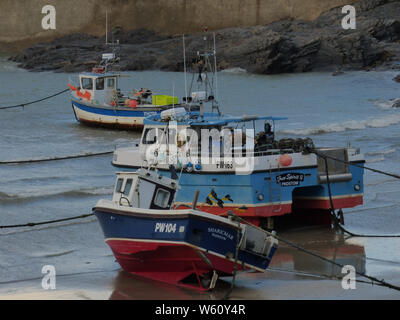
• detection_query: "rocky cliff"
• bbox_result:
[8,0,400,74]
[0,0,356,46]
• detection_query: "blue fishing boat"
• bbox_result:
[93,168,278,290]
[112,110,364,227]
[111,33,365,228]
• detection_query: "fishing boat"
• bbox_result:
[68,48,198,130]
[93,167,278,290]
[112,110,364,227]
[111,33,365,228]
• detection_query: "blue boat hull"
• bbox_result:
[94,206,277,289]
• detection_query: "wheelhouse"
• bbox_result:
[78,72,118,105]
[112,169,180,209]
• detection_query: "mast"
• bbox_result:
[183,35,189,111]
[105,9,108,45]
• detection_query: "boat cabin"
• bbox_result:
[112,168,180,209]
[138,112,298,162]
[78,72,118,105]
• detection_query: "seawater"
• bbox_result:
[1,57,400,298]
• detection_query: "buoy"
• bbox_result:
[279,154,293,167]
[128,99,138,108]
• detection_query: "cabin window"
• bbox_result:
[107,78,116,89]
[154,188,170,208]
[81,78,93,90]
[123,178,133,196]
[115,178,123,193]
[96,78,104,90]
[142,128,157,144]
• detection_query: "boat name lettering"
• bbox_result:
[155,222,177,233]
[207,227,233,240]
[144,111,157,116]
[276,173,304,186]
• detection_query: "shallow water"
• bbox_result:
[0,58,400,299]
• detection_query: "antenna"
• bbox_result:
[213,32,218,104]
[172,82,175,109]
[183,35,188,110]
[106,9,108,45]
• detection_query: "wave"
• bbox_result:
[371,98,400,110]
[0,186,114,203]
[365,148,396,156]
[28,250,75,258]
[221,67,247,74]
[279,114,400,135]
[1,173,113,185]
[365,156,385,163]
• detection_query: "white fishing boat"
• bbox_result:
[68,47,198,130]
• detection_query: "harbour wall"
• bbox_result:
[0,0,356,49]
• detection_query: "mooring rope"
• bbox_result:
[228,214,400,294]
[0,213,94,229]
[0,151,113,165]
[0,88,69,110]
[316,150,400,238]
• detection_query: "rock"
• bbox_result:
[393,74,400,82]
[332,69,344,76]
[391,98,400,108]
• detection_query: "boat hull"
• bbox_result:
[71,99,197,130]
[111,160,364,224]
[94,203,277,290]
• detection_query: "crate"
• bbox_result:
[152,95,178,106]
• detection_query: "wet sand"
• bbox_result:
[1,225,399,300]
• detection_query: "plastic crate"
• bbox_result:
[152,95,178,106]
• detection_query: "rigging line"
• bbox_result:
[267,267,393,288]
[0,151,113,165]
[0,213,94,229]
[274,232,400,291]
[228,213,400,292]
[0,88,69,110]
[318,152,400,238]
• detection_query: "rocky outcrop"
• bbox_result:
[9,0,400,74]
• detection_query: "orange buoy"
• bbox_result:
[128,99,138,108]
[279,154,293,167]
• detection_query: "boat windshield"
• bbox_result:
[96,78,104,90]
[123,179,133,196]
[115,178,123,193]
[81,78,93,90]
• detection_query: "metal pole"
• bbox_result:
[192,190,200,209]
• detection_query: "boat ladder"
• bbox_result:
[269,163,282,213]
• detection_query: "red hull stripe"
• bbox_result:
[105,238,256,287]
[187,194,362,218]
